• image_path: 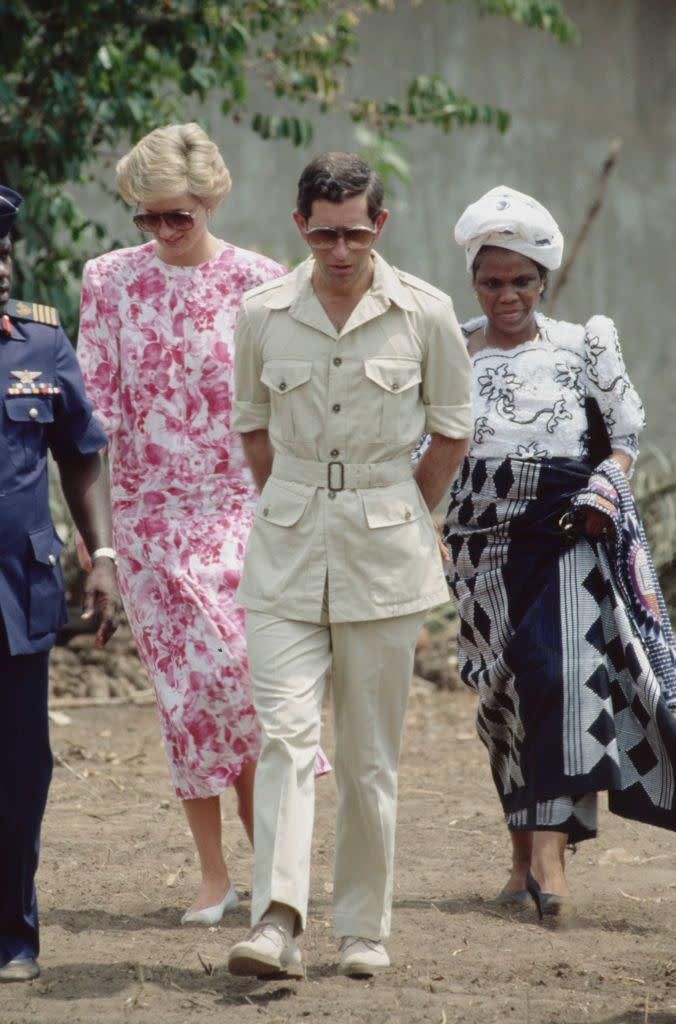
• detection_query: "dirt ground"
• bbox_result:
[3,622,676,1024]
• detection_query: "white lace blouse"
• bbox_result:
[463,312,645,467]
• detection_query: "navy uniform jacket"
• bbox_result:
[0,299,108,656]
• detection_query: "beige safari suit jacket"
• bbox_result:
[233,252,473,624]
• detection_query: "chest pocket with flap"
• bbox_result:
[364,358,421,437]
[3,395,54,470]
[260,360,312,440]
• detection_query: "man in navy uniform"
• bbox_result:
[0,185,121,982]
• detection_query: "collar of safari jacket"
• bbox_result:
[262,252,416,336]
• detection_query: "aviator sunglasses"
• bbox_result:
[133,209,196,233]
[303,224,378,250]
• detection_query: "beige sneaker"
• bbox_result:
[228,922,304,978]
[338,937,390,977]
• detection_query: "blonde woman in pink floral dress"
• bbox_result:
[77,124,327,925]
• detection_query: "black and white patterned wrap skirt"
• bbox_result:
[443,455,676,841]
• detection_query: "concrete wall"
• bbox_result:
[83,0,676,448]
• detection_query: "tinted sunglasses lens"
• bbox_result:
[133,213,161,232]
[305,228,339,249]
[164,211,194,230]
[133,211,195,232]
[345,228,375,249]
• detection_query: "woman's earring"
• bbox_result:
[474,291,479,300]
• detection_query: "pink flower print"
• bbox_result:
[128,267,167,302]
[186,707,218,749]
[143,442,169,466]
[203,378,232,416]
[77,242,286,799]
[212,341,231,364]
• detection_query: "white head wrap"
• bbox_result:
[454,185,564,272]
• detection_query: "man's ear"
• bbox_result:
[292,209,306,239]
[374,208,389,237]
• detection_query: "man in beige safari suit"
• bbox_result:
[228,153,472,979]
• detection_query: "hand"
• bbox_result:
[583,507,616,542]
[81,558,122,647]
[435,523,449,562]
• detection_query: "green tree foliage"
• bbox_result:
[0,0,576,331]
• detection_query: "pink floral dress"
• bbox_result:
[77,240,297,799]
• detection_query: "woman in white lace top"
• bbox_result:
[465,310,642,469]
[443,187,676,923]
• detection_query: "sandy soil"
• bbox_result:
[3,648,676,1024]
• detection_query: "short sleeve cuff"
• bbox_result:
[232,400,271,433]
[50,412,108,462]
[424,402,474,439]
[609,433,639,477]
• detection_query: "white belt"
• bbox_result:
[272,454,413,491]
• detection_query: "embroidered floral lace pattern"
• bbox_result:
[465,313,644,465]
[78,241,287,799]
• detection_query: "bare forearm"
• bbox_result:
[241,429,274,492]
[58,453,114,554]
[609,448,633,476]
[59,452,121,646]
[414,434,469,512]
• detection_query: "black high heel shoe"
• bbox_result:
[525,870,565,921]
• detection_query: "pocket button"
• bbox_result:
[48,554,57,566]
[29,407,39,419]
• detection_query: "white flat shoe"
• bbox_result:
[180,885,239,925]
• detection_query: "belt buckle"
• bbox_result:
[327,461,345,491]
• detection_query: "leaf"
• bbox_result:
[3,0,578,340]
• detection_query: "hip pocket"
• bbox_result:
[27,525,66,637]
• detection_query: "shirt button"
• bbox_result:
[48,554,57,566]
[328,491,337,500]
[332,403,341,413]
[29,407,39,419]
[330,448,339,458]
[262,507,270,516]
[333,357,342,367]
[279,381,287,391]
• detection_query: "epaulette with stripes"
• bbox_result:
[7,298,60,327]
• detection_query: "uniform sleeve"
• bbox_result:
[48,326,109,461]
[584,315,645,461]
[77,259,122,436]
[232,302,270,432]
[421,295,473,438]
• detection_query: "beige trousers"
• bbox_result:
[246,606,426,939]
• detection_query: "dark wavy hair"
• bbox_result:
[296,153,384,222]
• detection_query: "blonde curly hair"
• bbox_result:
[116,123,232,208]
